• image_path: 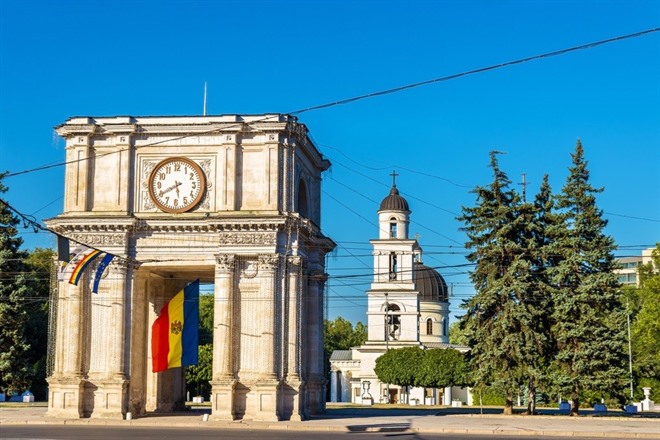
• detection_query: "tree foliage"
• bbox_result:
[418,348,469,389]
[457,151,553,414]
[185,343,213,399]
[549,141,628,415]
[0,173,32,395]
[627,243,660,397]
[457,143,628,415]
[22,247,52,400]
[448,322,469,346]
[324,317,367,354]
[199,293,214,345]
[374,346,425,388]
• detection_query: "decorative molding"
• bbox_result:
[67,233,126,247]
[218,232,277,246]
[240,260,258,278]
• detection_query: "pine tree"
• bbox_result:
[549,141,628,415]
[522,174,560,414]
[0,172,32,396]
[459,151,544,414]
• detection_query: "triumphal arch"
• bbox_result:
[45,114,335,421]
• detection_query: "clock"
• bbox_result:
[148,157,206,213]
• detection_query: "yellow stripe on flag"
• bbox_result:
[167,290,185,369]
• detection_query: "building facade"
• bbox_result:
[45,114,335,421]
[615,247,656,286]
[329,182,470,406]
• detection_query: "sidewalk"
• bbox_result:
[1,403,658,438]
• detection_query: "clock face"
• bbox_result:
[148,157,206,213]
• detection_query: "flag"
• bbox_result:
[151,279,200,373]
[68,249,103,285]
[92,253,115,294]
[57,236,70,263]
[58,244,91,282]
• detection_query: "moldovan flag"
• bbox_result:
[151,279,199,373]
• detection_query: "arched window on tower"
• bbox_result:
[439,318,446,337]
[389,218,397,238]
[426,318,433,335]
[385,303,401,341]
[389,253,398,280]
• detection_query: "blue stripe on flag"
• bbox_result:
[181,279,200,367]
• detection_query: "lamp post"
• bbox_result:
[626,296,634,400]
[385,292,390,403]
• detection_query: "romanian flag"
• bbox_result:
[151,279,200,373]
[69,249,103,285]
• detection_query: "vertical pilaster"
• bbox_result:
[242,254,280,422]
[210,254,237,420]
[64,136,91,212]
[304,269,328,415]
[46,280,85,418]
[90,260,130,419]
[285,256,304,420]
[258,254,279,380]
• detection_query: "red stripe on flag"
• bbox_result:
[151,303,171,373]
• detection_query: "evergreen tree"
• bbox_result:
[521,175,560,414]
[549,141,628,415]
[0,173,32,396]
[23,248,52,400]
[458,151,533,414]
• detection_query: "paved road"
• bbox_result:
[1,424,615,440]
[1,404,658,439]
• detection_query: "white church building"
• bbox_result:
[329,180,471,406]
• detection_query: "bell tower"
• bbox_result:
[366,173,420,345]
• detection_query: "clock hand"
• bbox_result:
[159,181,182,196]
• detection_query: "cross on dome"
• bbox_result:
[390,170,399,187]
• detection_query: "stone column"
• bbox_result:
[47,280,85,418]
[243,254,280,422]
[91,259,130,419]
[210,254,236,420]
[304,270,328,415]
[285,256,304,420]
[258,254,279,380]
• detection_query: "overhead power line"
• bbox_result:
[4,28,658,180]
[288,28,660,115]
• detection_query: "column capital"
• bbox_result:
[215,254,236,272]
[307,270,328,282]
[287,255,302,267]
[259,254,280,271]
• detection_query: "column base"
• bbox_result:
[304,378,327,415]
[243,379,281,422]
[89,378,129,419]
[210,378,238,421]
[46,376,85,418]
[282,379,306,421]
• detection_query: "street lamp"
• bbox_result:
[385,292,390,403]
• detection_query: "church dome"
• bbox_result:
[413,261,448,302]
[379,186,410,212]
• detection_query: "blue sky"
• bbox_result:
[1,0,659,325]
